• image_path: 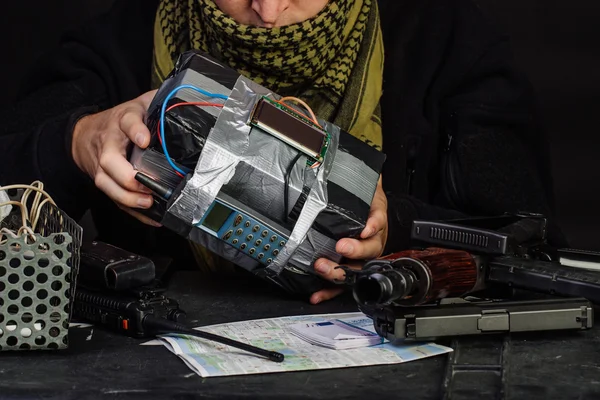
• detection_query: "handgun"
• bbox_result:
[368,297,593,341]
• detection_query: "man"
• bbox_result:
[0,0,564,303]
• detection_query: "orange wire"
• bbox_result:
[274,99,322,129]
[278,96,321,128]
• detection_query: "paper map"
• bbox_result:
[157,312,452,377]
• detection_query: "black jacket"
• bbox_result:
[0,0,565,259]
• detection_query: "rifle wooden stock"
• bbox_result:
[381,248,479,305]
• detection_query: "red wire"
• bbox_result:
[156,102,225,178]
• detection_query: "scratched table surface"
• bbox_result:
[1,270,599,400]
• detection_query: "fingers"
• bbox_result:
[119,110,151,149]
[361,199,387,239]
[361,181,388,239]
[99,139,149,194]
[116,204,163,227]
[314,258,347,282]
[94,171,153,210]
[336,234,385,260]
[118,90,157,148]
[312,258,364,303]
[311,177,388,307]
[314,258,363,280]
[310,287,345,305]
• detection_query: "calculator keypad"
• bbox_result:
[220,213,287,265]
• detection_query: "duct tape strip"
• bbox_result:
[266,120,340,275]
[327,151,379,205]
[289,228,341,272]
[166,76,270,225]
[219,126,309,222]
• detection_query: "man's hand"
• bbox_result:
[310,177,388,304]
[72,90,160,226]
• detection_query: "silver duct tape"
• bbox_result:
[267,121,341,275]
[171,69,231,119]
[288,229,341,272]
[130,147,184,190]
[221,127,308,221]
[148,67,232,119]
[162,73,342,277]
[328,151,380,205]
[166,77,260,224]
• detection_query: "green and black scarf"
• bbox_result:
[153,0,384,149]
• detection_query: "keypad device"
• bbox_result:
[197,199,288,265]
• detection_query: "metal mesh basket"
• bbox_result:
[0,203,82,351]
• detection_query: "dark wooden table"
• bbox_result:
[1,271,599,400]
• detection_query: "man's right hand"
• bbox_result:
[71,90,161,227]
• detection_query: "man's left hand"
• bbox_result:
[310,178,388,304]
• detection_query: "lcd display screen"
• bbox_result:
[201,202,233,232]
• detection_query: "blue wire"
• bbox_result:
[160,85,229,175]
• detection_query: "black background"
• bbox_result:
[1,0,599,250]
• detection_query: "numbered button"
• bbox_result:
[279,241,286,247]
[273,249,279,256]
[236,229,243,235]
[255,239,262,246]
[270,235,277,243]
[249,248,256,255]
[252,225,260,233]
[258,253,264,260]
[222,230,233,240]
[261,230,269,238]
[263,244,271,251]
[267,258,273,264]
[240,243,247,250]
[246,234,253,241]
[244,221,251,228]
[232,239,239,245]
[234,215,243,227]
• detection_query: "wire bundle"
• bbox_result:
[158,85,228,178]
[0,181,57,244]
